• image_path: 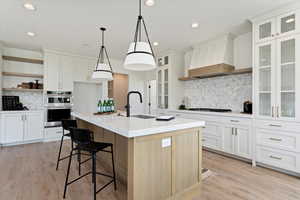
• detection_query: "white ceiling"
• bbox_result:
[0,0,295,59]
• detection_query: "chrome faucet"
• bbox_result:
[125,91,143,117]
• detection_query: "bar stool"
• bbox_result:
[63,128,117,200]
[56,119,77,171]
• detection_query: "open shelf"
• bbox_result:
[2,88,43,92]
[2,55,44,65]
[2,72,43,79]
[179,67,252,81]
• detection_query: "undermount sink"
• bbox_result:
[131,115,156,119]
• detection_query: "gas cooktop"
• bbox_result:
[187,108,232,112]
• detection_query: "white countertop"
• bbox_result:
[163,109,253,119]
[0,109,44,114]
[72,112,205,138]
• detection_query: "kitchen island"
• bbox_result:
[72,112,205,200]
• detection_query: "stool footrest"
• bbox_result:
[67,172,92,185]
[96,180,114,194]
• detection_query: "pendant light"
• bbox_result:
[92,27,113,80]
[124,0,156,71]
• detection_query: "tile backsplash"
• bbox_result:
[184,73,252,112]
[3,91,44,110]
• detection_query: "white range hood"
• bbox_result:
[189,34,234,70]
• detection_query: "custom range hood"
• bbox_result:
[186,34,236,78]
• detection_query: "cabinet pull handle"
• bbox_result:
[230,120,239,123]
[202,139,206,142]
[231,128,234,135]
[269,137,282,142]
[276,106,279,118]
[269,124,282,127]
[272,106,274,117]
[235,128,238,136]
[270,155,282,160]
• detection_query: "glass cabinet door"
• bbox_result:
[157,69,163,108]
[277,36,298,119]
[278,11,299,37]
[256,41,275,117]
[256,19,275,43]
[164,68,169,109]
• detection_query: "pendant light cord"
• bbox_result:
[95,27,113,73]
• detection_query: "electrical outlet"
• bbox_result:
[161,137,171,148]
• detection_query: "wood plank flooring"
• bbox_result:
[0,141,299,200]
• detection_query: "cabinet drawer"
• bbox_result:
[256,129,300,152]
[254,120,300,133]
[202,135,222,151]
[203,122,222,137]
[222,117,252,126]
[44,127,64,139]
[256,146,300,173]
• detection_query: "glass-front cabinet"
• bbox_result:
[255,10,300,44]
[277,35,300,120]
[255,28,300,121]
[256,41,276,118]
[157,66,169,109]
[157,55,170,109]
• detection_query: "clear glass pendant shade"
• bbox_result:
[124,42,156,71]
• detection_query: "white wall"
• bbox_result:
[233,32,252,69]
[73,81,103,114]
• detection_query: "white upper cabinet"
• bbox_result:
[255,41,276,118]
[255,10,300,44]
[44,51,95,91]
[255,18,276,43]
[276,35,300,121]
[253,8,300,122]
[44,52,60,91]
[277,11,300,38]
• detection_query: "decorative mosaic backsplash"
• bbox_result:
[183,73,252,112]
[3,91,44,110]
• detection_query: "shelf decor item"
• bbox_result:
[92,27,113,80]
[124,0,156,71]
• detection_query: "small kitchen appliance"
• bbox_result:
[243,101,252,114]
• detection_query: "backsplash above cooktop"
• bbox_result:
[183,73,252,113]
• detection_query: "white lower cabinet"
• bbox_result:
[1,113,24,144]
[23,112,44,141]
[0,111,44,145]
[44,127,64,141]
[223,124,252,159]
[167,110,253,160]
[255,119,300,173]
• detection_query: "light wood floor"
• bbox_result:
[0,141,299,200]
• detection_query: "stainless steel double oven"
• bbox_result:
[44,91,73,127]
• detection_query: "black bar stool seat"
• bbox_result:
[63,128,117,200]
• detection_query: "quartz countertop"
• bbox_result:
[160,109,253,119]
[0,109,44,114]
[72,112,205,138]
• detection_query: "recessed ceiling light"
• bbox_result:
[286,18,295,23]
[153,42,159,46]
[145,0,155,7]
[23,3,36,11]
[27,32,36,37]
[192,23,199,29]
